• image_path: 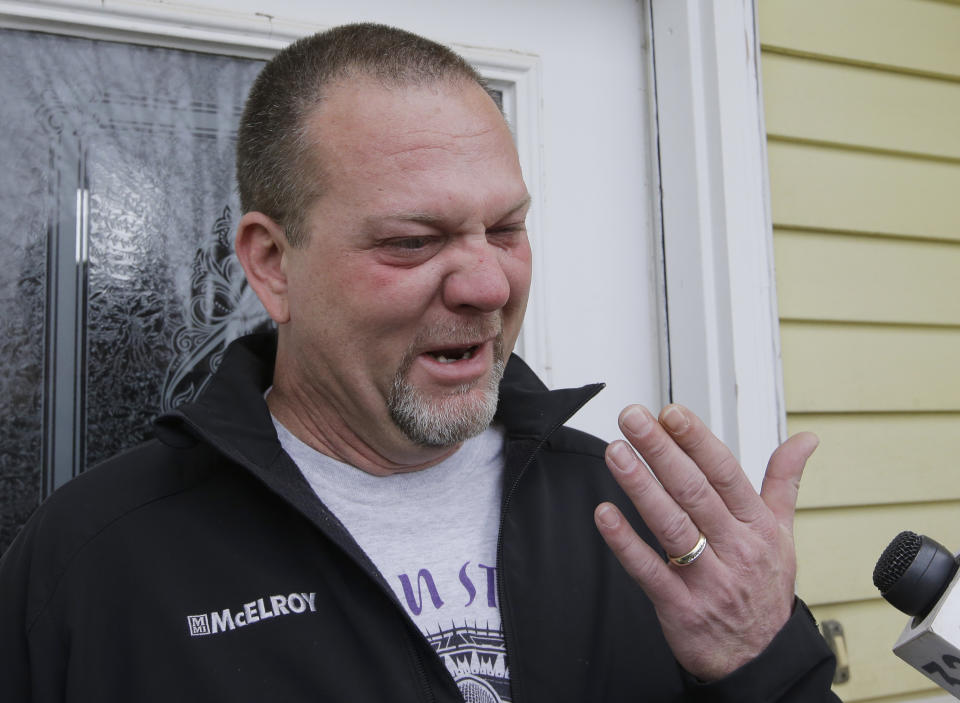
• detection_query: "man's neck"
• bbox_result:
[266,385,461,477]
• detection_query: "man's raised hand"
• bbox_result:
[594,404,819,680]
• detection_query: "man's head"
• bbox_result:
[235,25,532,472]
[236,23,492,248]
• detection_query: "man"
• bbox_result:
[0,23,839,702]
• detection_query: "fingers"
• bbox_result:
[760,431,819,533]
[605,437,706,563]
[594,501,680,598]
[614,405,754,537]
[651,405,762,523]
[596,403,807,679]
[602,402,808,576]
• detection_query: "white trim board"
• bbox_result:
[650,0,783,487]
[0,0,306,57]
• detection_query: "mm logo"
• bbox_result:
[187,614,211,637]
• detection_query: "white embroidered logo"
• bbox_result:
[188,614,211,636]
[187,592,317,637]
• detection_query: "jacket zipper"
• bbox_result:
[495,389,601,703]
[172,415,448,702]
[170,370,602,703]
[410,639,438,703]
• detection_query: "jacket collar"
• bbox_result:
[156,332,605,469]
[494,353,605,441]
[156,333,606,593]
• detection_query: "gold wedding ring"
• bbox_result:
[669,532,708,566]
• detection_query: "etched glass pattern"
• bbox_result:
[0,29,270,553]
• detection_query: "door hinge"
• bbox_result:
[821,619,850,684]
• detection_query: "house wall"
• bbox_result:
[759,0,960,700]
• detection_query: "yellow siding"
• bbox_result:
[810,601,937,701]
[795,503,960,604]
[763,54,960,159]
[858,694,960,703]
[789,413,960,509]
[760,0,960,700]
[780,323,960,412]
[760,0,960,78]
[775,229,960,326]
[767,142,960,241]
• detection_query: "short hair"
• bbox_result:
[236,23,490,247]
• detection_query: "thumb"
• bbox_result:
[760,432,819,533]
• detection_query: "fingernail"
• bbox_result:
[621,406,652,436]
[596,505,620,529]
[661,405,689,434]
[607,441,634,474]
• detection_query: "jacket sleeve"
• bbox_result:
[682,598,842,702]
[0,524,41,703]
[0,500,74,703]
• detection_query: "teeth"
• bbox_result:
[433,348,474,364]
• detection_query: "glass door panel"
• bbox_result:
[0,28,270,553]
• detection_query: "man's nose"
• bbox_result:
[441,239,511,313]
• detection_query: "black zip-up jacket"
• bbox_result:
[0,334,839,702]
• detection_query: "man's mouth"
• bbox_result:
[426,345,480,364]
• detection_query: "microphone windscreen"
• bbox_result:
[874,531,923,594]
[874,531,958,618]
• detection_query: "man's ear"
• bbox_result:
[235,211,291,324]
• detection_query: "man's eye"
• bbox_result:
[390,237,431,250]
[377,236,443,263]
[486,224,526,242]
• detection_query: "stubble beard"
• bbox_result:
[387,324,506,448]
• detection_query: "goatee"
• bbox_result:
[387,324,505,448]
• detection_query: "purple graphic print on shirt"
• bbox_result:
[396,561,511,702]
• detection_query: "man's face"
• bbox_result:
[279,78,531,461]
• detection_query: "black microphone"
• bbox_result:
[874,531,959,618]
[874,531,960,695]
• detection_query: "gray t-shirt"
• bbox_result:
[274,419,513,703]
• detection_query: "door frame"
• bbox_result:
[649,0,784,485]
[0,0,785,487]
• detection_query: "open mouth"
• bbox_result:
[426,344,480,364]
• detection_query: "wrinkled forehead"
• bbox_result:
[304,77,514,175]
[294,80,524,225]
